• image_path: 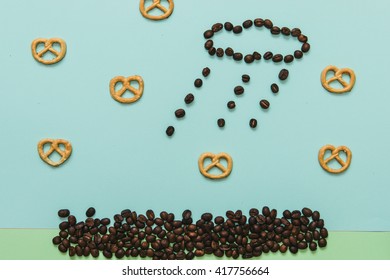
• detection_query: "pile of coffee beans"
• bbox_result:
[53,206,328,260]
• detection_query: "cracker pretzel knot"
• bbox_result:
[198,152,233,179]
[139,0,174,20]
[109,75,144,104]
[321,65,356,93]
[318,145,352,174]
[37,139,72,167]
[31,38,67,65]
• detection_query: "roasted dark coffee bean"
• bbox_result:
[203,30,214,39]
[58,244,67,253]
[217,118,225,128]
[309,242,317,251]
[301,43,310,53]
[184,93,194,104]
[202,67,210,77]
[145,210,155,220]
[281,27,291,36]
[233,25,243,34]
[58,209,70,218]
[318,238,327,248]
[312,211,320,221]
[224,22,233,31]
[174,108,185,118]
[320,228,328,238]
[264,19,273,29]
[214,216,224,224]
[254,18,264,27]
[271,26,280,35]
[194,78,203,88]
[216,48,224,57]
[294,50,303,59]
[313,230,321,241]
[225,47,234,56]
[302,207,313,217]
[262,206,271,216]
[272,54,283,62]
[279,244,288,253]
[52,236,62,245]
[234,86,244,95]
[260,99,270,109]
[253,51,261,60]
[271,83,279,94]
[208,47,216,56]
[227,101,236,109]
[68,246,76,257]
[121,209,131,218]
[278,69,289,80]
[242,19,253,29]
[291,28,301,37]
[284,55,294,63]
[233,52,243,61]
[212,23,223,33]
[182,209,192,220]
[166,126,174,136]
[242,74,250,83]
[114,214,123,223]
[263,51,273,60]
[289,246,298,254]
[249,118,257,128]
[59,221,69,230]
[283,210,291,219]
[298,242,308,250]
[204,39,213,50]
[298,34,308,43]
[244,54,254,63]
[68,215,76,225]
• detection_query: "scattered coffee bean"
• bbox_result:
[264,19,273,29]
[260,99,270,109]
[233,53,243,61]
[301,43,310,53]
[225,47,234,56]
[291,28,301,37]
[278,69,289,81]
[86,207,96,218]
[204,39,213,50]
[217,118,225,127]
[281,27,291,36]
[58,209,70,218]
[284,55,294,63]
[194,78,203,88]
[253,51,261,60]
[254,18,264,27]
[208,47,216,55]
[212,23,223,33]
[298,34,308,43]
[242,74,250,83]
[294,50,303,59]
[175,109,185,118]
[249,118,257,128]
[184,93,194,104]
[216,48,224,57]
[242,19,253,29]
[227,101,236,109]
[264,51,273,60]
[202,67,210,77]
[224,22,233,31]
[271,26,281,35]
[244,54,254,63]
[165,126,174,136]
[233,25,243,34]
[203,30,214,39]
[272,54,283,63]
[234,86,244,95]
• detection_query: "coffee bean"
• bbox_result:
[233,25,243,34]
[281,27,291,36]
[234,86,244,95]
[212,23,223,33]
[272,54,283,63]
[208,47,216,56]
[184,93,194,104]
[224,22,233,31]
[254,18,264,27]
[225,47,234,56]
[216,48,224,57]
[233,53,243,61]
[263,51,273,60]
[298,242,308,250]
[320,228,328,238]
[86,207,96,218]
[242,74,250,83]
[217,118,225,128]
[301,43,310,53]
[271,83,279,93]
[291,28,301,37]
[318,238,327,248]
[278,69,289,80]
[242,19,253,29]
[312,211,320,221]
[58,209,70,218]
[302,207,313,217]
[284,55,294,63]
[194,78,203,88]
[259,99,270,109]
[298,34,308,43]
[253,51,261,60]
[204,40,213,50]
[175,109,185,118]
[271,26,280,35]
[244,54,254,63]
[227,100,235,109]
[309,242,317,251]
[202,67,210,77]
[166,126,174,136]
[249,118,257,128]
[294,50,303,59]
[203,30,214,39]
[264,19,273,29]
[52,236,62,245]
[289,246,298,254]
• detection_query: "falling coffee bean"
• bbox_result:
[234,86,244,95]
[175,109,185,118]
[58,209,70,218]
[242,74,250,83]
[184,94,194,104]
[278,69,289,81]
[194,78,203,88]
[271,83,279,93]
[227,101,236,109]
[249,118,257,128]
[86,207,96,218]
[217,118,225,128]
[166,126,174,136]
[260,99,270,109]
[202,67,210,77]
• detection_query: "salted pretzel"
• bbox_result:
[318,145,352,174]
[198,152,233,179]
[37,139,72,167]
[109,75,144,104]
[321,65,356,93]
[31,38,67,65]
[139,0,174,20]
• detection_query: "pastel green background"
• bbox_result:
[0,0,390,259]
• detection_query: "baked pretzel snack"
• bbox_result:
[31,38,67,65]
[321,65,356,93]
[38,139,72,167]
[318,144,352,174]
[109,75,144,104]
[198,152,233,179]
[139,0,174,20]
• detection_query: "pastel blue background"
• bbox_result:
[0,0,389,230]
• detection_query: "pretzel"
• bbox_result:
[31,38,67,65]
[198,152,233,179]
[37,139,72,167]
[109,75,144,104]
[321,65,356,93]
[139,0,174,20]
[318,145,352,174]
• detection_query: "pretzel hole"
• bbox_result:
[114,81,124,92]
[144,0,169,15]
[40,49,58,61]
[204,158,228,175]
[42,143,63,162]
[325,150,348,169]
